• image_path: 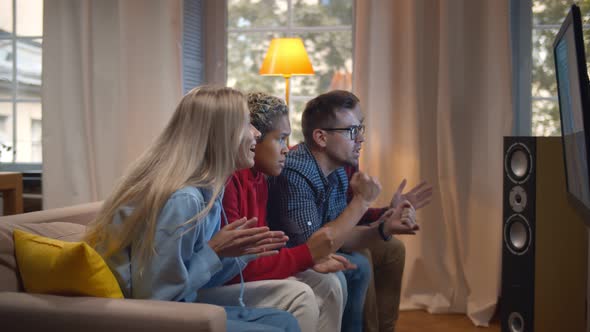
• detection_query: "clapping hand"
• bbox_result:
[312,254,357,274]
[208,217,288,258]
[390,179,433,210]
[380,201,420,236]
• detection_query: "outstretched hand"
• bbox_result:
[390,179,433,210]
[312,254,357,274]
[208,217,288,258]
[380,202,420,236]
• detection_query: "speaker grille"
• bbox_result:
[505,143,533,184]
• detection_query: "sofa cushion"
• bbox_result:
[0,221,87,292]
[0,202,102,292]
[13,229,123,298]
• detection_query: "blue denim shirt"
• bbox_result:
[106,186,253,303]
[267,143,349,247]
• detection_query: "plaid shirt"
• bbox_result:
[267,143,349,247]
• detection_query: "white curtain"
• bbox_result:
[354,0,513,326]
[42,0,183,208]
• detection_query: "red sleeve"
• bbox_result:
[231,244,314,282]
[345,165,388,224]
[223,171,315,284]
[222,174,242,224]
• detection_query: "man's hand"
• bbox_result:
[312,254,357,274]
[390,179,433,210]
[350,172,382,205]
[380,203,420,236]
[306,226,337,263]
[208,217,288,258]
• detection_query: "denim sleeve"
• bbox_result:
[202,255,255,288]
[131,192,222,302]
[268,169,321,247]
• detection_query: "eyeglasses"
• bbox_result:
[321,125,365,140]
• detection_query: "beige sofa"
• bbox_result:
[0,202,226,332]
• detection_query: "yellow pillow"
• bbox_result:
[13,229,123,298]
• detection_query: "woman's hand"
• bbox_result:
[208,217,288,258]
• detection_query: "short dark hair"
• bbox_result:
[301,90,360,144]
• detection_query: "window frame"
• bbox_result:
[511,0,590,137]
[226,0,355,142]
[0,0,43,168]
[511,0,532,136]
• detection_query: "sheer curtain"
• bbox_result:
[42,0,183,208]
[354,0,513,326]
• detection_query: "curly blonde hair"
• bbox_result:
[247,92,288,139]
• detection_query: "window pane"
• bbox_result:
[16,39,41,99]
[16,102,41,163]
[291,31,353,96]
[227,32,285,95]
[0,0,13,37]
[228,0,287,29]
[0,102,14,162]
[532,99,561,136]
[532,28,558,97]
[533,0,590,25]
[288,98,308,145]
[16,0,43,36]
[0,39,13,99]
[293,0,353,27]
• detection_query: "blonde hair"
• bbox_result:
[84,86,251,267]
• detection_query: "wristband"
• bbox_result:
[378,220,392,241]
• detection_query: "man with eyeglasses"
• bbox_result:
[268,90,432,332]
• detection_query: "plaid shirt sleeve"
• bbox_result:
[268,168,322,247]
[344,164,388,224]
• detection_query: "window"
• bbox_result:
[531,1,590,136]
[30,118,41,162]
[183,0,204,94]
[0,0,43,164]
[227,0,354,143]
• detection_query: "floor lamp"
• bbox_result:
[259,38,314,106]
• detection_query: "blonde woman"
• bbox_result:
[85,86,301,332]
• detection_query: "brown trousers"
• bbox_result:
[360,237,406,332]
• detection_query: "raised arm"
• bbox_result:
[268,169,380,255]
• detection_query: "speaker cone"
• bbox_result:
[508,312,524,332]
[509,186,527,213]
[505,143,532,184]
[504,214,532,255]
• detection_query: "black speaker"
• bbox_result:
[501,136,588,332]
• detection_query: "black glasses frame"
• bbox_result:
[321,125,365,140]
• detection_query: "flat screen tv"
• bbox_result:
[554,4,590,224]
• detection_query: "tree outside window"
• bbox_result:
[227,0,354,144]
[532,0,590,136]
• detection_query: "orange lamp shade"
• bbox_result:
[259,38,314,76]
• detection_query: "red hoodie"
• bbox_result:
[223,168,314,283]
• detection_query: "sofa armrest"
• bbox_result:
[0,292,226,332]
